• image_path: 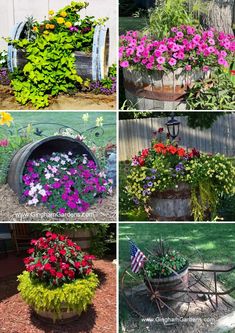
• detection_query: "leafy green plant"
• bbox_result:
[9,1,108,108]
[186,70,235,110]
[18,270,99,321]
[144,239,188,278]
[0,119,33,184]
[126,129,235,221]
[146,0,207,38]
[0,50,7,68]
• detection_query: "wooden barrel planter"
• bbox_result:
[146,183,192,221]
[33,306,78,324]
[64,227,97,252]
[7,135,99,200]
[144,264,189,301]
[8,22,109,80]
[123,68,204,110]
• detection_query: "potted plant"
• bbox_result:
[126,128,235,221]
[17,231,99,322]
[119,26,235,108]
[142,239,188,300]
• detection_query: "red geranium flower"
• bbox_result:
[56,272,64,279]
[44,263,52,271]
[60,249,66,256]
[27,248,35,254]
[49,255,57,262]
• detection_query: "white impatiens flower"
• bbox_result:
[45,173,52,179]
[39,189,46,197]
[99,171,106,178]
[28,197,39,206]
[68,151,73,156]
[82,113,89,122]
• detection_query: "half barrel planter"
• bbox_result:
[123,68,204,110]
[144,263,189,302]
[64,227,98,252]
[8,135,99,201]
[8,22,109,81]
[146,183,192,221]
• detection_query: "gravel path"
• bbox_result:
[0,184,116,222]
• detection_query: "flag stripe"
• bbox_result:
[129,240,146,273]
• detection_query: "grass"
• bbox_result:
[119,223,235,331]
[119,17,148,34]
[0,111,116,146]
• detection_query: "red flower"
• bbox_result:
[50,233,58,240]
[56,272,64,279]
[30,239,37,245]
[60,249,66,256]
[27,248,35,254]
[49,255,57,262]
[45,231,52,237]
[177,147,186,157]
[50,269,56,277]
[67,270,75,279]
[86,268,92,275]
[44,263,52,271]
[84,255,95,261]
[75,245,81,251]
[158,128,164,133]
[153,143,165,153]
[48,248,54,255]
[81,259,88,267]
[138,157,145,166]
[74,262,81,269]
[59,235,66,241]
[141,148,149,158]
[167,145,177,155]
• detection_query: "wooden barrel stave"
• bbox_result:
[147,183,192,221]
[7,136,99,200]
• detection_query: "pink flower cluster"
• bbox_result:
[0,139,8,147]
[119,26,235,72]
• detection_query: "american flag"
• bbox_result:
[129,239,146,273]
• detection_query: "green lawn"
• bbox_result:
[119,17,148,34]
[2,111,116,146]
[120,222,235,293]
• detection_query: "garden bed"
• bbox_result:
[0,85,116,110]
[0,184,116,221]
[0,259,116,333]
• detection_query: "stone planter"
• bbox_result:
[146,183,192,221]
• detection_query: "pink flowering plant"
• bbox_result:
[23,231,95,288]
[119,26,235,74]
[22,151,113,214]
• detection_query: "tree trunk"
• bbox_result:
[205,0,234,34]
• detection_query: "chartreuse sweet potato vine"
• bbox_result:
[18,271,99,321]
[9,1,107,109]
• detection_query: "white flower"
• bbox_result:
[99,171,106,178]
[45,173,52,179]
[68,151,73,156]
[28,197,39,206]
[96,116,103,127]
[82,113,89,122]
[61,160,66,165]
[39,189,46,197]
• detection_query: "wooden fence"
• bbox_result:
[0,0,117,64]
[119,114,235,160]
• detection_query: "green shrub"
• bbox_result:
[18,270,99,320]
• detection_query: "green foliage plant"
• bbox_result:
[18,270,99,321]
[144,239,188,278]
[186,69,235,110]
[9,2,108,109]
[126,129,235,221]
[146,0,207,38]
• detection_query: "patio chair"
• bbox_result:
[10,224,34,254]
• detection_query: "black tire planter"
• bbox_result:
[7,136,99,200]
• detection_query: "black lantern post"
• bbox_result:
[165,113,180,140]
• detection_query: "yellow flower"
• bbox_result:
[32,26,38,32]
[49,10,54,16]
[96,116,103,127]
[49,24,55,30]
[82,113,89,122]
[57,17,65,24]
[0,112,13,127]
[65,21,72,28]
[45,24,51,29]
[60,11,67,18]
[43,30,49,35]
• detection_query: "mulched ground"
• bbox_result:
[0,259,116,333]
[0,184,116,221]
[0,85,116,110]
